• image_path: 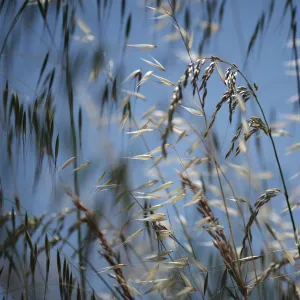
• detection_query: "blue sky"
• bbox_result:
[0,0,299,297]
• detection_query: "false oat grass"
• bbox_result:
[1,0,300,299]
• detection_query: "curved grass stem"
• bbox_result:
[218,58,300,257]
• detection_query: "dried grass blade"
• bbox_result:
[162,192,186,205]
[163,261,188,269]
[183,190,202,207]
[73,161,91,172]
[117,202,135,215]
[135,213,166,222]
[285,142,300,155]
[181,105,203,116]
[126,128,154,135]
[239,255,264,263]
[152,74,174,86]
[135,194,161,199]
[122,69,142,83]
[94,172,105,188]
[126,284,140,296]
[137,71,153,88]
[142,105,156,118]
[76,18,91,34]
[284,251,296,266]
[145,204,164,211]
[176,287,196,297]
[147,264,159,281]
[134,180,159,191]
[176,130,188,143]
[180,272,192,287]
[116,220,130,239]
[189,257,208,273]
[151,181,173,193]
[59,157,75,172]
[122,89,146,100]
[141,57,166,71]
[126,154,153,160]
[149,144,170,155]
[96,264,126,273]
[123,229,143,245]
[127,44,157,50]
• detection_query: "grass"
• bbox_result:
[0,0,300,299]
